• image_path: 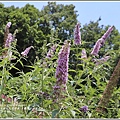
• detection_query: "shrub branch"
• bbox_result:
[96,59,120,113]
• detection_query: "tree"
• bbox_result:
[0,2,79,59]
[40,2,78,41]
[0,2,79,75]
[0,3,19,50]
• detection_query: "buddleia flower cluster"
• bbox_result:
[53,40,70,102]
[21,46,34,57]
[91,26,114,56]
[46,44,57,59]
[74,23,81,45]
[0,22,16,60]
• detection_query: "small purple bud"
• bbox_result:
[53,85,60,90]
[6,22,12,28]
[21,46,34,57]
[80,106,88,112]
[46,45,57,59]
[100,56,110,61]
[74,23,81,45]
[81,49,87,59]
[51,45,57,51]
[93,56,110,65]
[46,53,52,58]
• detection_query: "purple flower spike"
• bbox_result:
[91,39,102,56]
[6,22,12,28]
[21,46,34,57]
[91,26,114,56]
[46,45,57,59]
[55,40,70,84]
[74,23,81,45]
[101,26,114,45]
[80,106,88,112]
[5,22,12,33]
[53,40,70,101]
[81,49,87,59]
[5,33,13,48]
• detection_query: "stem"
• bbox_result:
[76,45,79,70]
[96,59,120,113]
[66,86,74,103]
[42,67,44,108]
[40,63,44,118]
[74,45,79,89]
[0,61,6,103]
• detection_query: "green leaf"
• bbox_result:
[52,109,59,118]
[18,60,24,67]
[70,110,76,118]
[10,65,20,71]
[69,69,76,73]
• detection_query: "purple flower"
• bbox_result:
[91,39,102,56]
[74,23,81,45]
[81,49,87,59]
[46,52,52,58]
[5,33,13,48]
[6,22,11,28]
[1,22,16,61]
[5,22,11,32]
[4,22,12,48]
[91,26,114,56]
[80,106,88,112]
[46,45,57,59]
[21,46,34,57]
[55,40,70,84]
[93,56,110,65]
[101,26,114,45]
[53,85,60,90]
[53,40,70,101]
[101,56,110,61]
[51,45,57,51]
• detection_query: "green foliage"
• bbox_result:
[0,2,78,60]
[0,2,120,118]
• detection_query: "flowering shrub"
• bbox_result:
[0,21,119,119]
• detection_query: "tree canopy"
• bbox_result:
[0,2,78,59]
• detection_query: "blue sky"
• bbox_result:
[1,1,120,32]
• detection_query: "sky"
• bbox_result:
[1,1,120,32]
